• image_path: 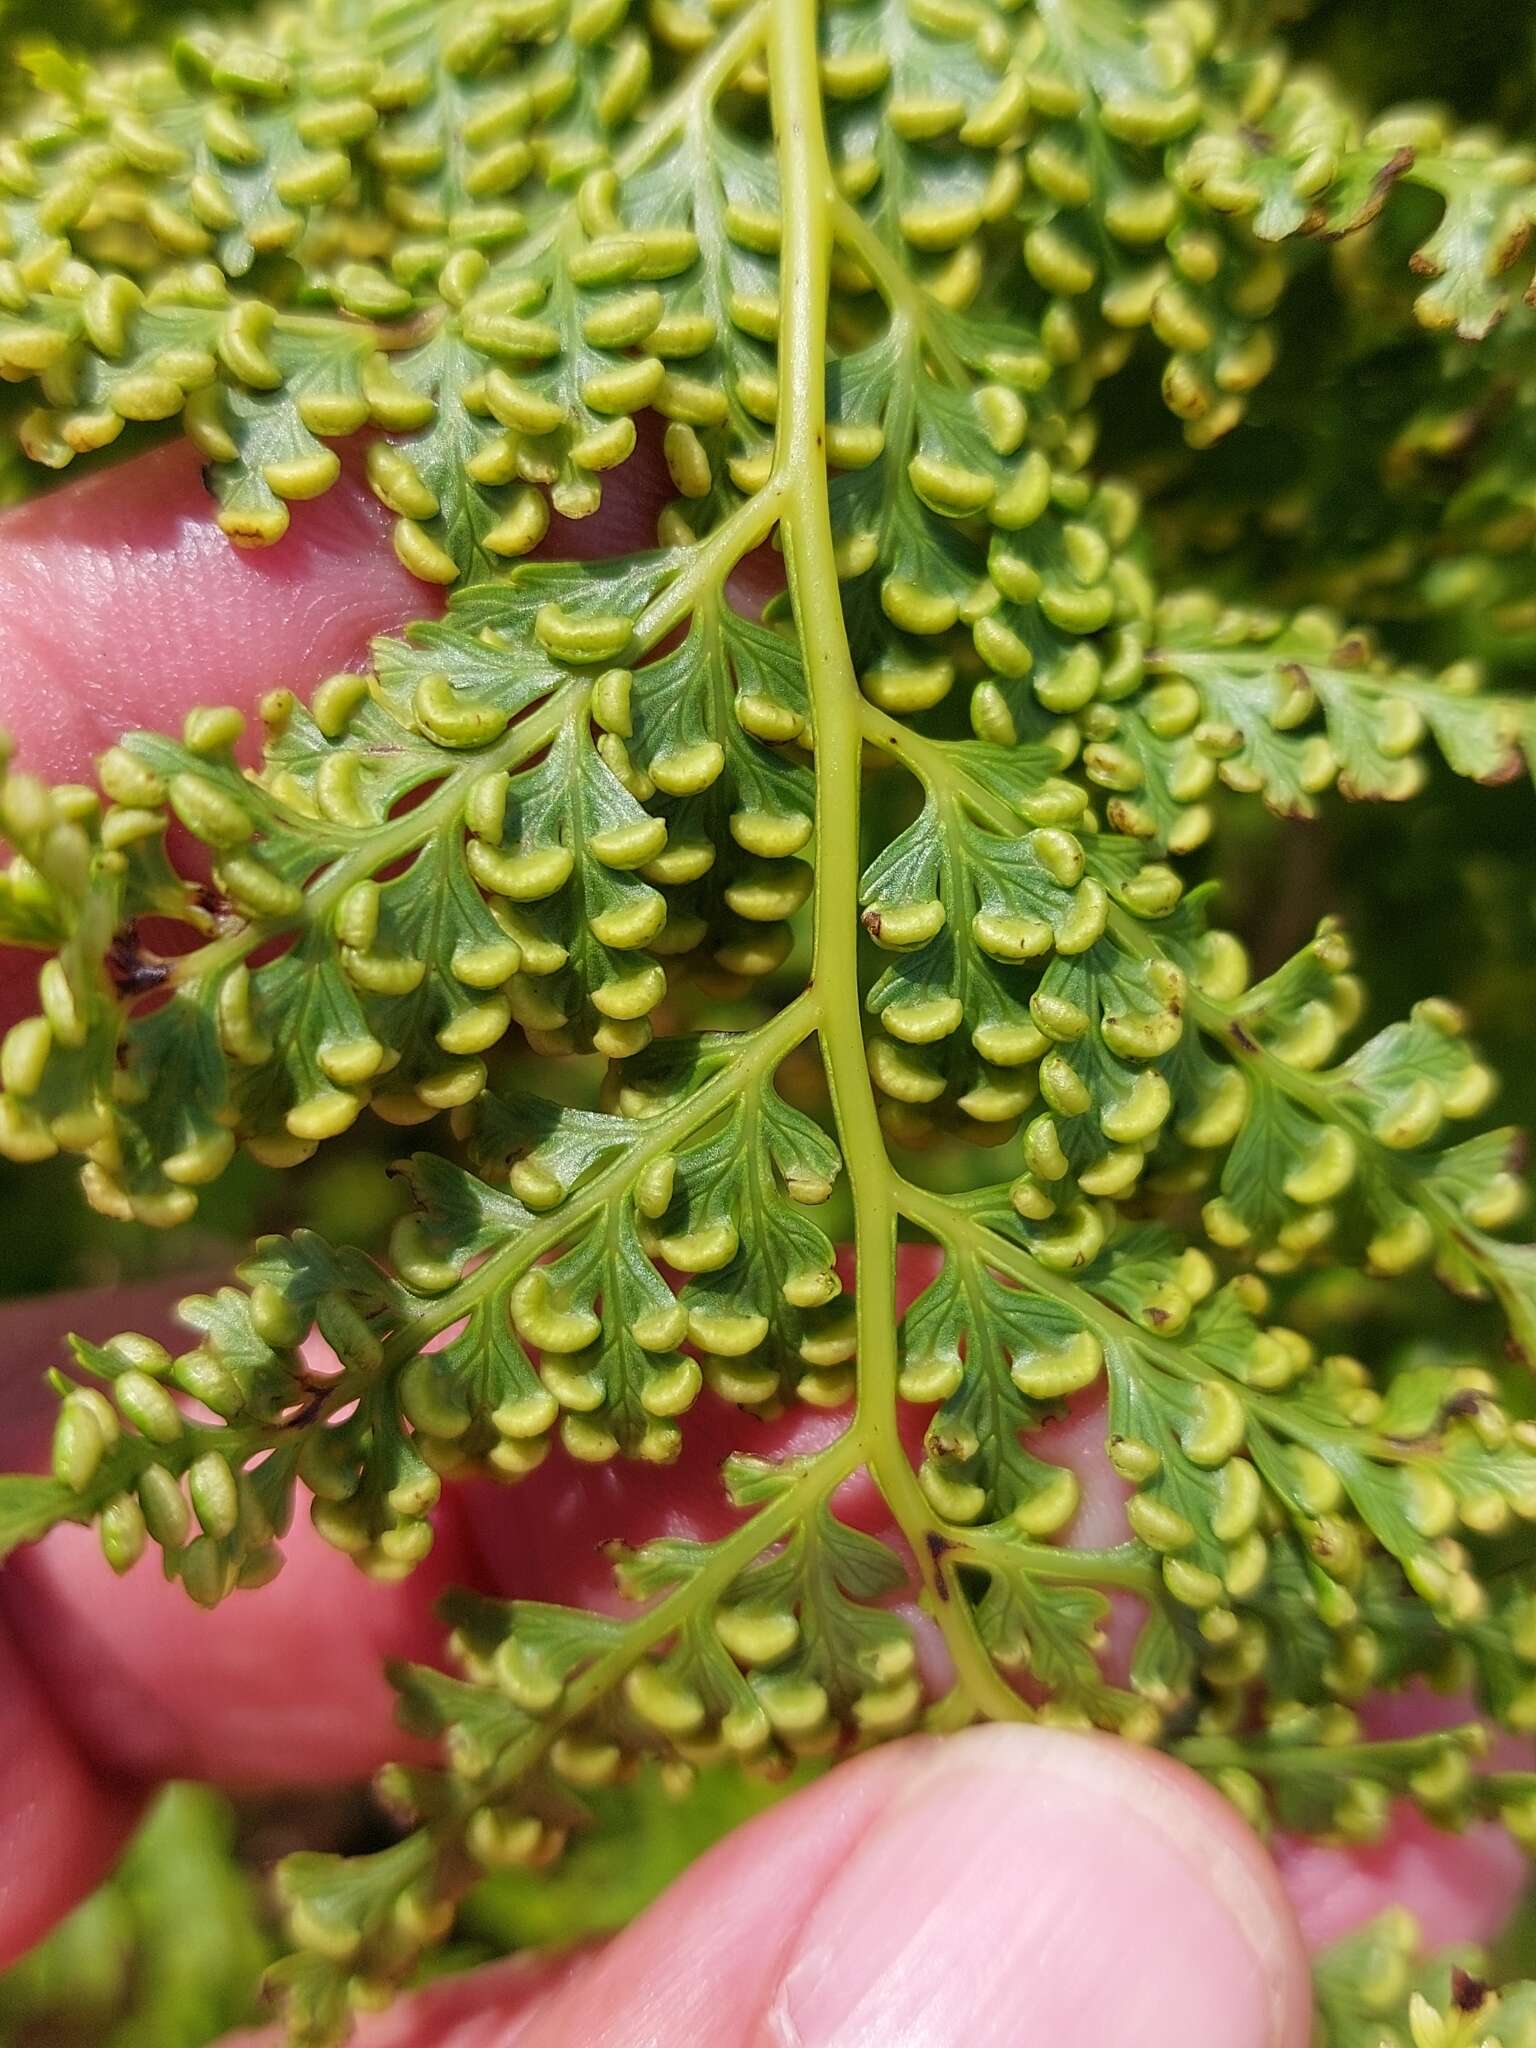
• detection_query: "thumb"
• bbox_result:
[232,1724,1312,2048]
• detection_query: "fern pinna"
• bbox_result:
[2,0,1536,2039]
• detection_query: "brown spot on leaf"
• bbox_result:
[1451,1967,1491,2013]
[1376,146,1418,189]
[280,1390,327,1431]
[1335,772,1387,803]
[1316,146,1416,239]
[1495,222,1532,275]
[106,931,169,999]
[1478,749,1527,787]
[861,908,883,939]
[1265,794,1315,823]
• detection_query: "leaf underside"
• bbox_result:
[0,0,1534,2041]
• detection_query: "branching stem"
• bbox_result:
[894,1176,1424,1477]
[856,695,1526,1349]
[482,1424,865,1798]
[768,0,1023,1725]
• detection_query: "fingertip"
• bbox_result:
[759,1725,1311,2048]
[0,1617,136,1968]
[508,1724,1311,2048]
[1274,1684,1535,1955]
[0,1274,208,1469]
[1276,1808,1531,1955]
[0,441,432,781]
[536,411,674,564]
[0,1492,472,1788]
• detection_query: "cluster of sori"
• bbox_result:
[0,0,1535,2039]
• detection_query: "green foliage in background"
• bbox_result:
[0,1787,269,2048]
[0,1771,795,2046]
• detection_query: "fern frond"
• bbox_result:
[1183,79,1536,340]
[1141,597,1535,818]
[2,0,1536,2041]
[0,0,766,568]
[0,545,822,1216]
[1314,1909,1536,2048]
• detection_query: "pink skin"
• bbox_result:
[0,442,1523,2045]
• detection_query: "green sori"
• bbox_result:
[0,0,1535,2039]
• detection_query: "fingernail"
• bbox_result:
[768,1723,1307,2048]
